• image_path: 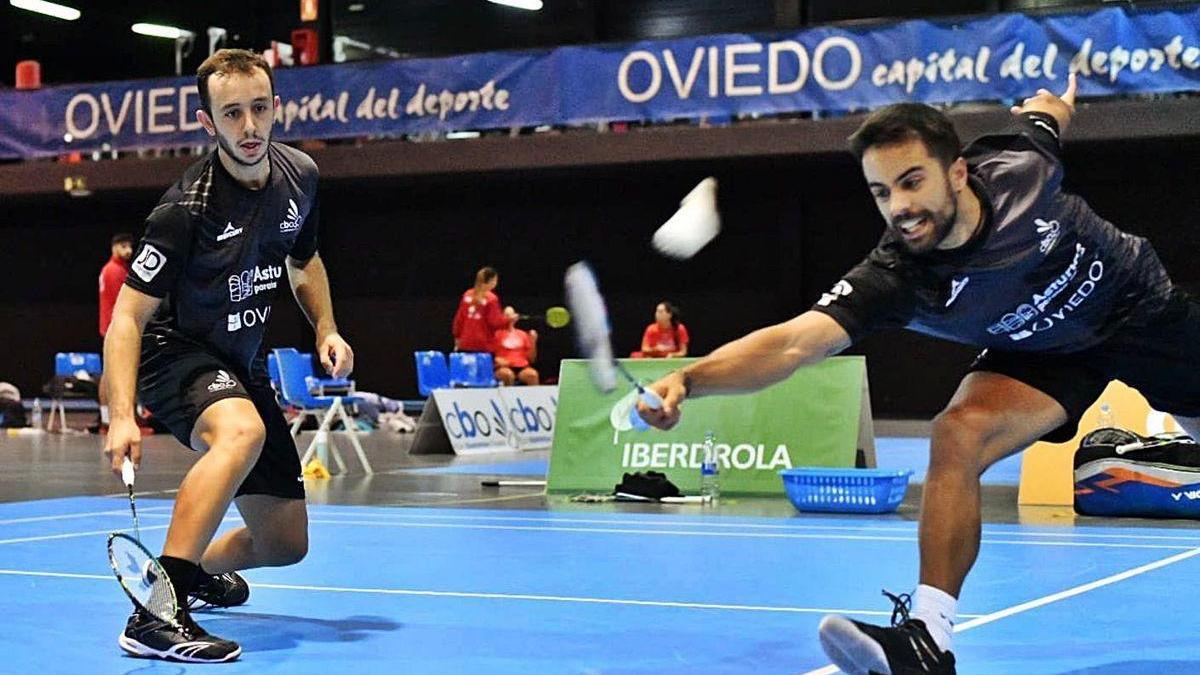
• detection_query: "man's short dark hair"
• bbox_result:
[847,103,962,167]
[196,48,275,115]
[111,232,134,246]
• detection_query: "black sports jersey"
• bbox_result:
[813,113,1173,354]
[125,142,319,371]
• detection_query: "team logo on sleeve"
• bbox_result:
[817,280,854,307]
[131,244,166,282]
[279,199,303,233]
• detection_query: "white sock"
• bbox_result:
[911,584,956,653]
[99,405,110,424]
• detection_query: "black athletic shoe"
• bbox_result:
[818,590,956,674]
[189,571,250,610]
[118,608,241,663]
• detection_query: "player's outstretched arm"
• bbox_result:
[287,253,354,378]
[102,286,161,473]
[1010,71,1077,135]
[638,311,851,430]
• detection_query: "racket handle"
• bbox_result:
[628,388,664,432]
[121,457,135,488]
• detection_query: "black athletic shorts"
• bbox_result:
[138,337,304,500]
[971,291,1200,443]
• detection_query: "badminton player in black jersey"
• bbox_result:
[640,74,1200,674]
[103,49,354,663]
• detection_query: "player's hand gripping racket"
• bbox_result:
[107,458,183,629]
[564,262,662,431]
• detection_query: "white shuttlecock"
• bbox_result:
[651,177,720,259]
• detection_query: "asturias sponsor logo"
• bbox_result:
[228,265,283,302]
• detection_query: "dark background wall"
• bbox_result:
[3,134,1197,416]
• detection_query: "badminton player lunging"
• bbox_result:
[104,49,352,662]
[639,74,1200,674]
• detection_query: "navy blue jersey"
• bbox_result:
[813,113,1172,354]
[125,142,320,371]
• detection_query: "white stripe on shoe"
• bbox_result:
[117,633,241,663]
[818,615,890,675]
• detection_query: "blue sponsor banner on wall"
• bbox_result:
[1,6,1197,159]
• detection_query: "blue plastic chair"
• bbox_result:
[47,352,103,431]
[449,352,498,388]
[414,350,451,396]
[266,352,282,389]
[55,352,102,377]
[272,348,372,474]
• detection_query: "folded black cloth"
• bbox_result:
[613,471,682,501]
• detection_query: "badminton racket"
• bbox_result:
[107,458,182,629]
[564,262,662,431]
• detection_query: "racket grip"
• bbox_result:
[628,389,664,432]
[121,457,135,488]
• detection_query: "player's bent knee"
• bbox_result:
[217,418,267,451]
[262,533,308,566]
[929,405,1000,474]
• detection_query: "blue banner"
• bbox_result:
[2,6,1197,159]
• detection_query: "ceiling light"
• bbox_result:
[131,23,192,39]
[486,0,543,11]
[10,0,81,20]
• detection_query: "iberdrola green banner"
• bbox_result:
[547,356,873,496]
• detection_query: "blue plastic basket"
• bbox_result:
[779,468,913,514]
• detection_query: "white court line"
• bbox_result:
[124,512,1200,548]
[297,510,1200,542]
[0,568,985,618]
[101,488,180,498]
[288,518,1197,550]
[0,525,169,545]
[0,505,173,526]
[0,569,109,581]
[800,546,1200,675]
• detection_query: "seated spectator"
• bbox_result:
[452,266,506,352]
[492,306,539,386]
[637,301,689,358]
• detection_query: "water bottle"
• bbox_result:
[700,431,720,504]
[314,429,330,466]
[31,398,42,429]
[1097,403,1114,429]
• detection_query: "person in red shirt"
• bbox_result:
[639,301,689,358]
[98,233,134,428]
[492,306,539,386]
[99,233,134,337]
[452,266,506,352]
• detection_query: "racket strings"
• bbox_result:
[109,535,179,624]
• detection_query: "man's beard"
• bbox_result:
[892,179,958,254]
[895,207,956,253]
[215,129,269,168]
